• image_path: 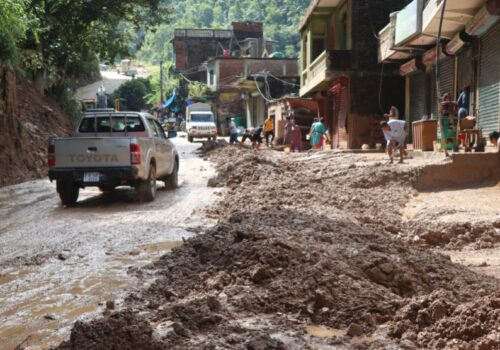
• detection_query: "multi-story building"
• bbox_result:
[298,0,411,149]
[173,22,299,131]
[207,57,298,128]
[379,0,500,148]
[173,22,276,83]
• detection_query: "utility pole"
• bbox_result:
[160,60,164,104]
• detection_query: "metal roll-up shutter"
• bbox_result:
[440,57,455,99]
[479,21,500,138]
[458,47,473,92]
[432,57,455,118]
[410,72,426,122]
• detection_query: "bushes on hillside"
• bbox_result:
[108,78,153,112]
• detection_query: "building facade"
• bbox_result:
[173,22,276,83]
[173,22,299,132]
[207,57,299,128]
[299,0,410,149]
[379,0,500,146]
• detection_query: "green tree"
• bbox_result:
[20,0,170,94]
[0,0,29,62]
[109,78,152,111]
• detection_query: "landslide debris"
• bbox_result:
[53,147,500,350]
[0,76,72,187]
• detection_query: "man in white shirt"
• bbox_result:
[380,119,407,164]
[226,117,239,145]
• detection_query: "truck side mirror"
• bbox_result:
[167,130,177,139]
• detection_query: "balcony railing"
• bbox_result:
[300,49,352,96]
[301,50,328,93]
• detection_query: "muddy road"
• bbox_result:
[50,146,500,350]
[0,137,219,350]
[75,71,131,101]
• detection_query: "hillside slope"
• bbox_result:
[0,67,72,187]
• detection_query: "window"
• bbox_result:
[125,117,145,132]
[209,70,214,85]
[78,116,145,133]
[153,120,167,139]
[147,119,159,137]
[79,118,95,133]
[191,113,214,122]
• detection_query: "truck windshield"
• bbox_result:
[191,114,214,123]
[79,117,145,133]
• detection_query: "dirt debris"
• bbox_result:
[0,78,72,187]
[52,146,499,350]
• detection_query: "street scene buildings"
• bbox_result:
[380,0,500,151]
[0,0,499,349]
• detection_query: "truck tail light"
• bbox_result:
[130,143,141,165]
[48,144,56,167]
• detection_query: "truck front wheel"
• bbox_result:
[137,164,157,202]
[57,181,80,206]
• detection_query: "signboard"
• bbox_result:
[395,0,423,46]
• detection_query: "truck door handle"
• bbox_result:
[87,147,98,153]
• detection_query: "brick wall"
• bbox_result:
[347,0,409,136]
[174,36,232,82]
[351,0,412,72]
[231,22,264,41]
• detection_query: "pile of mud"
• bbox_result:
[405,221,500,250]
[53,147,499,350]
[0,73,72,187]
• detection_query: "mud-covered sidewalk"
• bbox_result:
[53,146,500,350]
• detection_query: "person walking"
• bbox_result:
[264,115,275,147]
[282,116,293,146]
[227,118,239,145]
[309,117,327,150]
[290,119,303,152]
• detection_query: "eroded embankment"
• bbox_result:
[52,147,500,350]
[402,153,500,250]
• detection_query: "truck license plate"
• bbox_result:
[83,172,100,182]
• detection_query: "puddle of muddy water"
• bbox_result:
[0,241,185,350]
[307,325,346,338]
[307,325,375,345]
[141,240,183,254]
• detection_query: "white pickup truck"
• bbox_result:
[48,112,179,205]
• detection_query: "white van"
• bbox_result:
[186,103,217,142]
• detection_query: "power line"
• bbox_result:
[266,72,301,87]
[252,74,274,102]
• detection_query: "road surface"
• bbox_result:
[0,137,219,350]
[75,71,131,101]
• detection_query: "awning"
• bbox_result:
[163,88,178,109]
[422,0,485,39]
[299,0,342,30]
